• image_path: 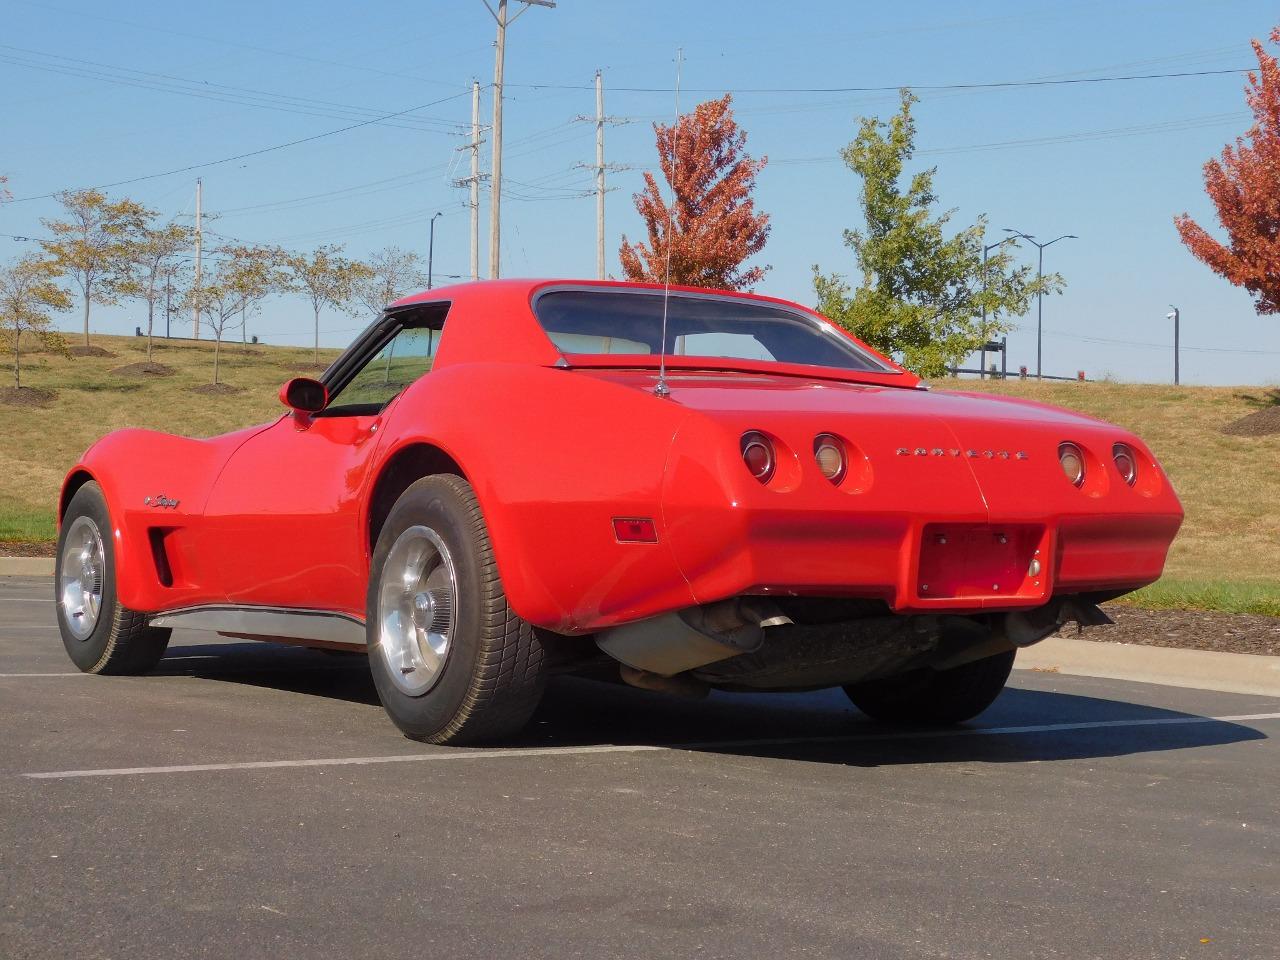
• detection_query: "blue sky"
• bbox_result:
[3,0,1278,385]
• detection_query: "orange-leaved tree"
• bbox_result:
[1175,26,1280,314]
[619,94,770,290]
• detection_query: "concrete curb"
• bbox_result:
[0,557,54,577]
[1016,636,1280,698]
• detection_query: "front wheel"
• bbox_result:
[55,482,170,674]
[842,649,1016,725]
[366,475,546,745]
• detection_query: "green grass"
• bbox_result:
[0,498,58,542]
[2,336,1278,616]
[1117,580,1280,618]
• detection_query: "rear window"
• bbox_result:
[533,289,892,373]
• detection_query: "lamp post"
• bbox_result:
[1004,228,1077,379]
[428,212,443,289]
[1166,305,1180,385]
[980,236,1016,379]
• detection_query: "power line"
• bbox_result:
[505,66,1255,95]
[6,88,473,203]
[0,45,470,134]
[1041,328,1280,356]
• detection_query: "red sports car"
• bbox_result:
[55,280,1182,743]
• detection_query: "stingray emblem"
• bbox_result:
[144,494,180,509]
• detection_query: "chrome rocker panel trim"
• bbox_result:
[149,605,366,649]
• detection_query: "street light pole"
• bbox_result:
[428,212,443,289]
[1166,305,1180,385]
[1004,229,1077,380]
[980,236,1015,379]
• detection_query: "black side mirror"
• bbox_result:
[279,377,328,414]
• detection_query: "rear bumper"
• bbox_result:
[669,507,1181,614]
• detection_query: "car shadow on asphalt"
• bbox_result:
[156,640,1269,767]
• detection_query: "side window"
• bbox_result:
[323,325,441,415]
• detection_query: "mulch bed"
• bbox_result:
[0,386,55,407]
[1059,604,1280,657]
[110,361,175,377]
[188,382,243,395]
[68,345,116,358]
[0,541,56,557]
[1222,405,1280,437]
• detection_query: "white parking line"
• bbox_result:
[0,672,83,678]
[1,599,54,603]
[22,711,1280,780]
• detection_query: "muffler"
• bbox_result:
[595,598,789,677]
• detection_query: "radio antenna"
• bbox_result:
[654,47,683,399]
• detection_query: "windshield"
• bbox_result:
[533,289,893,373]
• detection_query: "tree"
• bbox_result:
[39,189,152,349]
[0,257,72,389]
[812,90,1062,377]
[619,94,771,290]
[219,244,288,349]
[1174,26,1280,314]
[283,245,372,364]
[125,219,192,363]
[184,270,244,386]
[353,246,428,317]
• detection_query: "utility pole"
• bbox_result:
[1167,305,1181,385]
[594,69,605,279]
[482,0,555,280]
[453,80,487,281]
[192,177,202,339]
[575,69,629,279]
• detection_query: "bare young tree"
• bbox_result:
[39,189,152,349]
[283,245,373,365]
[0,256,72,389]
[352,246,428,317]
[125,219,192,363]
[184,274,245,386]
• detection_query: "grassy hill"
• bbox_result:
[2,334,1277,614]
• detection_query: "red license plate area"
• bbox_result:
[916,524,1047,603]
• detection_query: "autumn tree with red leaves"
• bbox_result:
[619,94,770,290]
[1175,26,1280,314]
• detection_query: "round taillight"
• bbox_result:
[1113,443,1137,486]
[1058,442,1085,488]
[813,433,846,484]
[741,431,774,484]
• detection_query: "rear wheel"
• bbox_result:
[842,650,1015,725]
[366,475,545,744]
[55,482,170,674]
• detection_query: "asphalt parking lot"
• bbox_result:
[2,575,1278,960]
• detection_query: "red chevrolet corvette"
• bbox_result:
[55,279,1182,743]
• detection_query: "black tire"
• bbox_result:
[55,482,171,675]
[366,475,545,745]
[842,649,1016,725]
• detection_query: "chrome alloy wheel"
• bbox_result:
[377,525,457,696]
[59,515,106,641]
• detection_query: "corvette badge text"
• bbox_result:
[896,448,1029,460]
[143,495,180,509]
